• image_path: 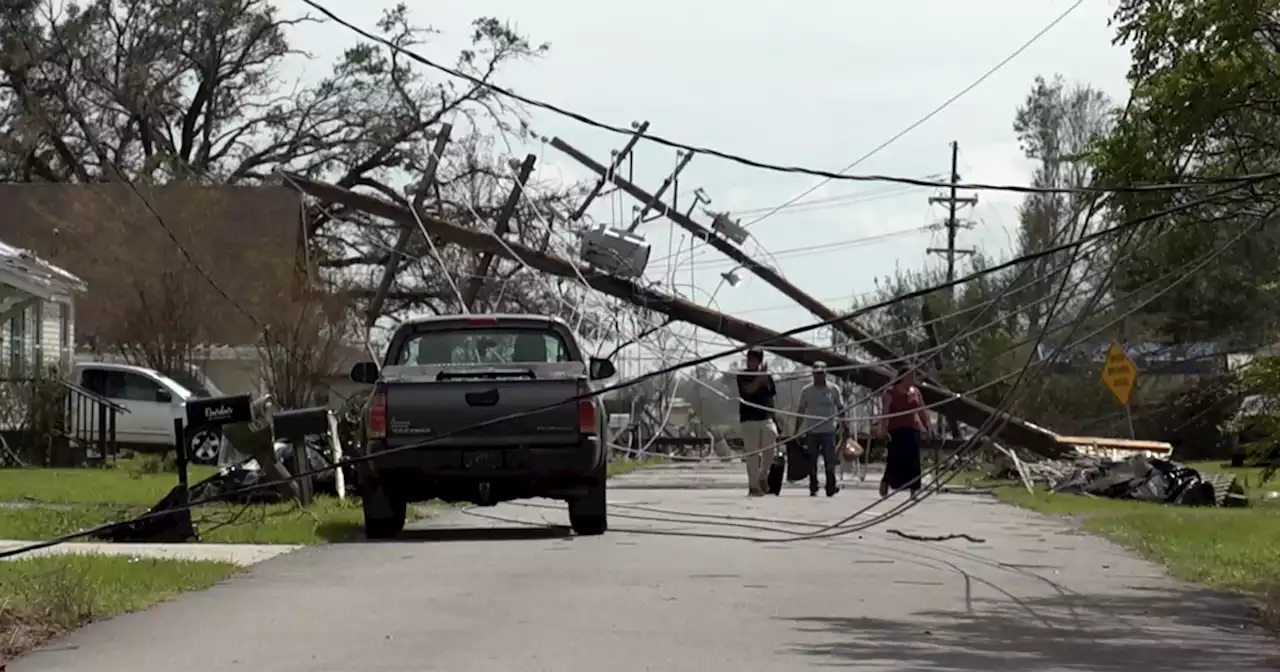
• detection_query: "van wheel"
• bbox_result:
[362,489,406,540]
[568,478,607,536]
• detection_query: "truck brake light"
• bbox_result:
[368,390,387,439]
[578,399,596,435]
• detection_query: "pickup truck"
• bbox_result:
[349,314,617,539]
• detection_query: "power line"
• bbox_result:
[295,0,1280,195]
[741,0,1086,227]
[0,177,1259,560]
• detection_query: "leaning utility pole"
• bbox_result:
[927,141,979,286]
[282,172,1068,459]
[551,136,918,377]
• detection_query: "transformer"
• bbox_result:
[579,225,651,279]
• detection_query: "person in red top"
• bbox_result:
[874,369,933,498]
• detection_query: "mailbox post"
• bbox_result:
[181,395,253,506]
[271,406,332,507]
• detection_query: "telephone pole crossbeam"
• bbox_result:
[927,141,980,284]
[569,120,650,222]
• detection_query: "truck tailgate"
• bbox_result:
[384,373,584,448]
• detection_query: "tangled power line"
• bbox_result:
[0,167,1268,559]
[3,1,1277,560]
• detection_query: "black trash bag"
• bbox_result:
[94,485,197,543]
[785,437,811,483]
[767,452,786,495]
[1052,460,1106,494]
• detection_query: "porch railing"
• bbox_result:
[0,377,127,466]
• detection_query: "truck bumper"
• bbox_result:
[360,436,605,504]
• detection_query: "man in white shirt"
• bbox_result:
[794,361,849,497]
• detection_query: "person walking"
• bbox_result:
[794,361,848,497]
[874,369,932,498]
[737,349,778,497]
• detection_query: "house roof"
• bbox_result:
[0,183,303,344]
[0,237,87,298]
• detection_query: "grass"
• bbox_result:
[0,457,663,544]
[0,555,240,660]
[976,460,1280,625]
[608,457,667,477]
[0,459,220,507]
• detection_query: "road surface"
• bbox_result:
[11,463,1275,671]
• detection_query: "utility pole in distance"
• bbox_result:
[927,141,978,286]
[924,142,978,447]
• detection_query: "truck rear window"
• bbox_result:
[394,328,573,365]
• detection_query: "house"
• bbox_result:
[0,239,85,379]
[1034,341,1228,400]
[0,183,304,353]
[1,238,88,448]
[1,184,319,404]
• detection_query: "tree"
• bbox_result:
[1088,0,1280,347]
[0,0,612,339]
[1012,75,1115,334]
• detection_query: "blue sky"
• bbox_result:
[276,0,1131,372]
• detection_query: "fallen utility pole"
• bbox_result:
[462,153,537,309]
[364,123,453,327]
[552,137,927,377]
[282,172,1067,458]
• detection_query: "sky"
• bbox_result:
[274,0,1133,375]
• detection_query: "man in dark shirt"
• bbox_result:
[737,348,779,496]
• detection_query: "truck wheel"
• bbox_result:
[362,490,407,540]
[568,478,608,536]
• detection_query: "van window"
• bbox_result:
[80,369,167,402]
[394,328,571,365]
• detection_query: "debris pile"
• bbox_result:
[1024,454,1247,507]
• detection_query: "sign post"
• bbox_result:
[1100,343,1139,438]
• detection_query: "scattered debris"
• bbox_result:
[1023,454,1247,507]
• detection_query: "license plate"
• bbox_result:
[464,450,502,469]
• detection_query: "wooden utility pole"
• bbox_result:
[283,172,1069,458]
[927,141,978,286]
[551,136,928,381]
[462,153,537,309]
[364,124,453,327]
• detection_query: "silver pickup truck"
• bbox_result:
[349,314,617,539]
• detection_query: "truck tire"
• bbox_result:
[568,477,608,536]
[362,490,407,540]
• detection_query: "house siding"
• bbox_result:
[0,299,75,378]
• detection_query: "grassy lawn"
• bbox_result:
[0,457,662,544]
[975,460,1280,620]
[0,554,240,660]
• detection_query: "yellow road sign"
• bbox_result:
[1100,342,1138,405]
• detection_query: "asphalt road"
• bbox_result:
[12,464,1276,671]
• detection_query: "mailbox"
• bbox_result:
[185,394,252,428]
[272,406,332,438]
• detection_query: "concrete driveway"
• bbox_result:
[11,463,1276,671]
